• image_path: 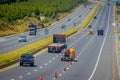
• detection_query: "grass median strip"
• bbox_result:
[0,4,100,68]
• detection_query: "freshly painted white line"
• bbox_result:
[59,74,62,76]
[49,60,52,63]
[53,58,55,60]
[88,6,111,80]
[34,69,37,72]
[45,63,48,66]
[40,66,43,69]
[19,76,23,78]
[67,67,70,70]
[27,72,31,75]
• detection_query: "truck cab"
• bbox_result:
[97,27,104,36]
[28,23,37,35]
[97,29,104,36]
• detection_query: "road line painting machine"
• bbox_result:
[61,47,75,61]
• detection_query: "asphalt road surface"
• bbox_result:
[0,2,114,80]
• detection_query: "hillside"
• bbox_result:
[0,0,85,36]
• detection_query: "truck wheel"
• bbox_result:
[20,63,22,66]
[61,58,63,61]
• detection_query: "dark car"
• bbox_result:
[88,25,92,28]
[94,16,97,19]
[20,54,34,66]
[67,18,71,21]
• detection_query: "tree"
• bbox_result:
[34,9,40,16]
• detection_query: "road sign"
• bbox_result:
[118,35,120,41]
[116,1,120,6]
[44,28,49,35]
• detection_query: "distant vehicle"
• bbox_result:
[61,24,66,29]
[94,16,97,19]
[67,18,71,21]
[88,30,93,35]
[88,25,92,28]
[97,28,104,36]
[48,34,67,53]
[28,23,37,35]
[20,54,34,66]
[19,35,27,42]
[90,7,92,9]
[61,48,75,61]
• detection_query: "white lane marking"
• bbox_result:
[27,72,31,75]
[59,74,62,76]
[34,69,37,72]
[40,66,43,69]
[88,6,111,80]
[69,33,87,47]
[11,79,14,80]
[53,58,55,60]
[19,76,23,78]
[49,60,52,63]
[45,63,47,66]
[78,34,96,58]
[67,67,70,70]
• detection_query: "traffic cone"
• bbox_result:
[69,61,72,66]
[40,75,43,80]
[63,67,66,73]
[54,72,57,80]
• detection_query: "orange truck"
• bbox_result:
[61,48,75,61]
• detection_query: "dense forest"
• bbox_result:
[0,0,86,36]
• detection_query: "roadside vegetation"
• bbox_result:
[0,4,100,68]
[0,0,85,36]
[116,5,120,22]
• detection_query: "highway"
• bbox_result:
[0,2,114,80]
[0,3,95,54]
